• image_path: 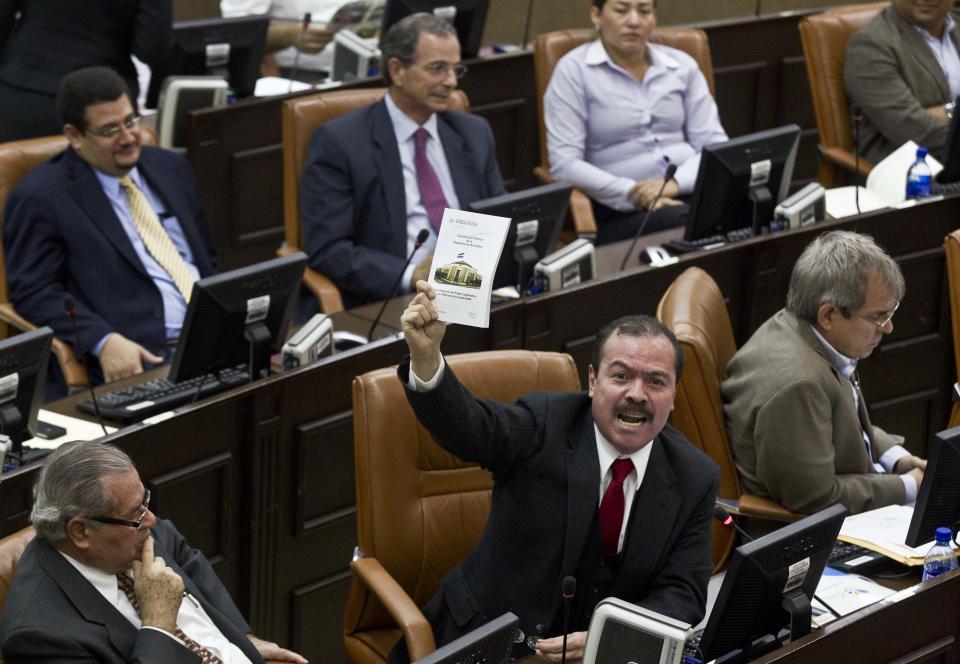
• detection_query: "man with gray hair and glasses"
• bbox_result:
[722,231,925,516]
[0,441,306,663]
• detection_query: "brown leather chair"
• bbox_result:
[945,230,960,429]
[533,27,717,239]
[0,127,158,390]
[344,350,580,664]
[657,267,799,570]
[280,88,469,314]
[799,3,886,187]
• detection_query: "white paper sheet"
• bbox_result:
[24,409,116,451]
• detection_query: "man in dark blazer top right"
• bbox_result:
[844,0,960,164]
[298,13,505,309]
[395,283,720,662]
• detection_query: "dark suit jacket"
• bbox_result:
[0,519,263,664]
[844,4,960,163]
[0,0,172,99]
[299,98,506,308]
[3,146,218,373]
[399,360,720,643]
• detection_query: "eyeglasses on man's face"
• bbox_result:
[418,61,468,79]
[89,488,151,530]
[854,301,900,330]
[86,114,143,140]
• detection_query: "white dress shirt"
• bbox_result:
[59,550,252,663]
[913,14,960,101]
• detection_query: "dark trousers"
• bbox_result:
[0,80,62,142]
[592,199,689,246]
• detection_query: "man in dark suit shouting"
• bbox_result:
[3,66,219,391]
[0,441,306,663]
[299,13,505,309]
[393,282,720,662]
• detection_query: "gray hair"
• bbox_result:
[786,230,905,323]
[31,441,135,544]
[381,12,457,86]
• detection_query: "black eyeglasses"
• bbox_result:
[89,489,151,530]
[87,114,142,139]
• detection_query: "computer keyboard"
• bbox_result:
[77,365,250,424]
[828,540,889,573]
[664,227,755,255]
[932,180,960,195]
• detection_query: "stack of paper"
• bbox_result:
[837,504,956,566]
[811,568,896,626]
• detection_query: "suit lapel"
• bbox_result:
[892,7,951,99]
[64,149,150,280]
[35,540,139,659]
[438,114,479,204]
[561,411,601,579]
[614,440,680,593]
[370,101,409,255]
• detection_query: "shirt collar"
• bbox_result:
[384,90,440,144]
[93,165,144,198]
[585,39,680,72]
[58,549,123,598]
[811,325,858,381]
[912,13,956,44]
[594,423,654,479]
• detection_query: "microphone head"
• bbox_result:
[712,504,733,526]
[416,228,430,244]
[63,295,76,315]
[562,575,576,598]
[852,105,863,121]
[664,163,678,180]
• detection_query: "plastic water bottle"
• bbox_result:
[922,526,958,581]
[905,146,933,199]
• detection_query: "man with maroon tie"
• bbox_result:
[391,283,720,663]
[298,12,505,309]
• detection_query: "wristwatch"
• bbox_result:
[945,101,955,120]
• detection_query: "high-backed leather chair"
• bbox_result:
[345,350,580,663]
[533,27,716,239]
[280,88,469,314]
[799,3,886,187]
[657,267,798,570]
[0,127,158,390]
[945,230,960,429]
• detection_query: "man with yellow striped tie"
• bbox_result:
[4,67,219,394]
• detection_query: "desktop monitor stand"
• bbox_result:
[0,402,30,466]
[749,186,774,235]
[514,244,540,295]
[244,321,272,380]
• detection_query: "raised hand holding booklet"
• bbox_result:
[428,208,511,328]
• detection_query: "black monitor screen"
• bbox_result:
[146,15,269,108]
[169,253,306,383]
[684,124,801,242]
[468,182,571,292]
[0,327,52,454]
[699,503,846,662]
[380,0,489,58]
[906,425,960,547]
[412,612,517,664]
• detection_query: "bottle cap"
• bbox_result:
[935,526,952,542]
[917,146,929,158]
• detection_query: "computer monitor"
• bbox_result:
[468,182,571,293]
[146,15,269,109]
[412,612,518,664]
[935,96,960,184]
[698,503,847,663]
[0,327,52,462]
[906,425,960,547]
[682,124,801,243]
[330,29,381,83]
[169,253,307,384]
[380,0,490,58]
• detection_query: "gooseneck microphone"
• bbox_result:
[367,228,430,343]
[620,162,679,271]
[63,296,109,437]
[852,105,863,215]
[712,505,842,620]
[560,575,576,664]
[288,12,312,93]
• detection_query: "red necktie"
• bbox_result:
[414,127,449,233]
[599,458,634,555]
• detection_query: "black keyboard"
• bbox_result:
[77,366,250,424]
[664,227,755,255]
[932,180,960,195]
[828,540,889,573]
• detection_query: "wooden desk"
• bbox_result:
[3,198,956,663]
